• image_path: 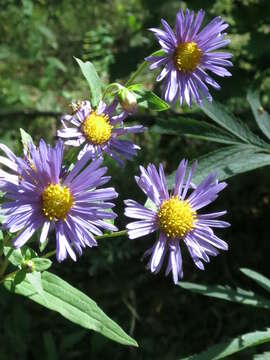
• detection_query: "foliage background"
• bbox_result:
[1,0,270,359]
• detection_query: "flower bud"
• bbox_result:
[21,260,34,273]
[118,88,138,114]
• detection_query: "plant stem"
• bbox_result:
[95,229,127,240]
[0,248,13,277]
[125,61,148,87]
[42,230,128,259]
[0,270,18,284]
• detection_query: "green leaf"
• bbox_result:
[20,128,33,152]
[152,117,241,145]
[74,57,102,107]
[178,282,270,310]
[254,351,270,359]
[27,271,44,296]
[134,90,170,111]
[201,99,269,149]
[4,271,138,347]
[31,258,52,272]
[247,90,270,141]
[182,329,270,360]
[144,198,158,212]
[240,268,270,294]
[167,144,270,187]
[3,245,37,267]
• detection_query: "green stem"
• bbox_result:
[0,270,18,284]
[43,230,128,259]
[0,234,10,257]
[95,229,127,240]
[125,61,148,87]
[125,50,165,87]
[0,248,13,277]
[102,82,122,100]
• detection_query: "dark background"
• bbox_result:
[1,0,270,359]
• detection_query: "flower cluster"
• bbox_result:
[0,7,231,284]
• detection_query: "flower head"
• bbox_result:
[57,100,145,166]
[0,139,118,262]
[146,9,232,107]
[124,160,230,284]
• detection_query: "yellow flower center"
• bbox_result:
[42,183,74,221]
[82,111,112,145]
[174,42,202,72]
[157,196,196,239]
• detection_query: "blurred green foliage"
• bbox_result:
[1,0,270,359]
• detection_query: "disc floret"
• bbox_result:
[158,196,196,238]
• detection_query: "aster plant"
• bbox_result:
[146,8,232,106]
[124,160,230,284]
[3,5,270,358]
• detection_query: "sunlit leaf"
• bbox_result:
[240,268,270,294]
[247,89,270,141]
[74,57,102,107]
[4,271,138,347]
[182,329,270,360]
[178,282,270,310]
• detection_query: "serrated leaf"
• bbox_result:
[4,271,138,347]
[247,90,270,141]
[135,90,169,111]
[201,99,270,149]
[240,268,270,294]
[182,329,270,360]
[167,144,270,188]
[178,282,270,310]
[31,258,52,272]
[74,57,102,107]
[152,117,241,145]
[20,128,33,152]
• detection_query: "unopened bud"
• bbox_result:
[118,88,138,114]
[21,260,34,273]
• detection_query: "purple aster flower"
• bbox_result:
[0,143,20,187]
[146,9,232,107]
[0,139,118,262]
[124,160,230,284]
[57,99,145,166]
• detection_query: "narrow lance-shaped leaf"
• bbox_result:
[178,281,270,310]
[201,99,270,149]
[247,89,270,141]
[181,329,270,360]
[4,271,138,347]
[74,57,102,107]
[240,268,270,294]
[152,117,241,145]
[167,144,270,188]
